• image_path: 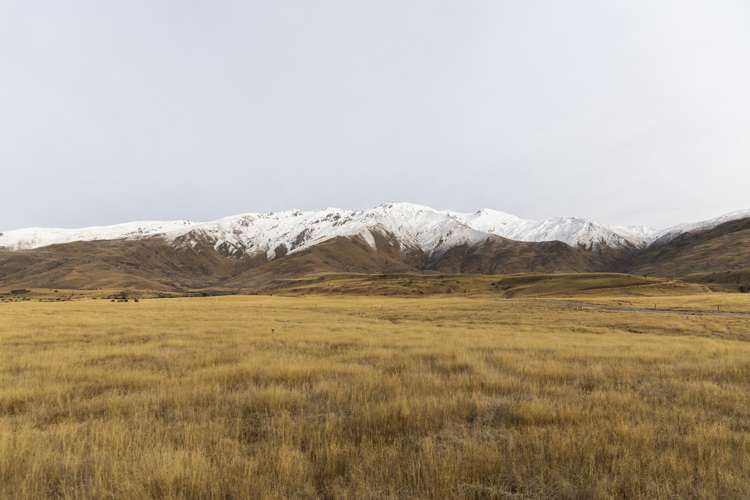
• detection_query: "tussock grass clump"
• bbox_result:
[1,294,750,498]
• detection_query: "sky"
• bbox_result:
[1,0,749,231]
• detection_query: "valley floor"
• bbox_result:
[1,292,750,498]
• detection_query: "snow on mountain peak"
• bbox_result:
[651,208,750,244]
[448,210,646,249]
[2,204,749,258]
[0,220,196,251]
[163,203,488,259]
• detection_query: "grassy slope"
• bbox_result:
[0,238,256,291]
[628,218,750,288]
[2,294,750,499]
[261,272,709,298]
[0,272,709,302]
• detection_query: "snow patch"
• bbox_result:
[3,204,749,258]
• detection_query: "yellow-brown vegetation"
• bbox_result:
[266,272,708,298]
[1,289,750,498]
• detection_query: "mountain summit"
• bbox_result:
[1,203,747,257]
[2,203,750,292]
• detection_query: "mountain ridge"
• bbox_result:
[1,207,749,292]
[3,202,746,256]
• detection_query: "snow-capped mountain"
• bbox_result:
[0,220,196,251]
[170,203,490,259]
[0,203,490,258]
[650,209,750,245]
[449,209,654,249]
[1,203,749,259]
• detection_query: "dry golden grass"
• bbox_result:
[267,272,708,298]
[2,293,750,499]
[572,293,750,313]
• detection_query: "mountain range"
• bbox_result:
[1,202,749,292]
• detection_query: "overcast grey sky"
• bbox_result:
[1,1,748,230]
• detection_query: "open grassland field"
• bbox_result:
[573,293,750,314]
[2,287,750,498]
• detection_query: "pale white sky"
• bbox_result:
[1,0,748,230]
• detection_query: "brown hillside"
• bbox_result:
[1,219,749,292]
[0,238,256,291]
[223,234,420,290]
[258,272,707,297]
[431,238,594,274]
[627,218,750,288]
